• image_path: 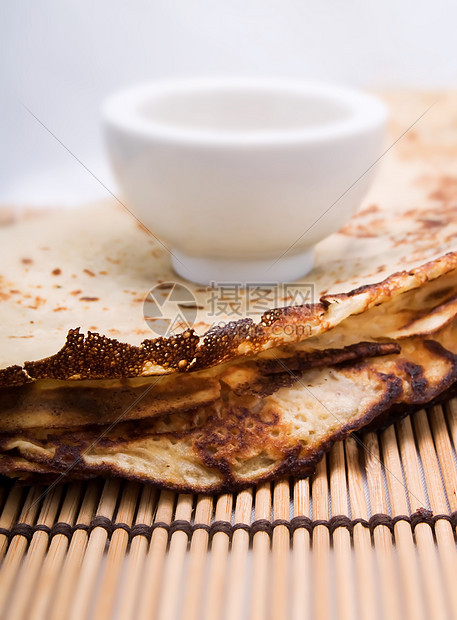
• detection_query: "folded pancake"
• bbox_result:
[1,301,457,492]
[0,264,455,434]
[0,341,399,434]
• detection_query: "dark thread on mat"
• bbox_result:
[0,508,453,544]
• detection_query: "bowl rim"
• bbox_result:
[102,77,388,147]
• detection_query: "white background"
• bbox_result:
[2,0,457,205]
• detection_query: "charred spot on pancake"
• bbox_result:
[261,303,324,327]
[0,365,31,387]
[423,338,457,365]
[418,218,444,229]
[195,404,280,465]
[398,361,428,398]
[193,319,262,370]
[23,327,200,380]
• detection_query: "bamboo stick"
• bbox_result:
[249,482,271,620]
[0,484,24,561]
[396,416,449,620]
[413,411,448,514]
[0,485,44,615]
[48,480,101,620]
[181,494,214,620]
[380,425,425,620]
[157,494,194,620]
[329,442,356,620]
[312,457,331,620]
[225,489,253,620]
[203,493,233,620]
[429,400,457,620]
[116,484,158,620]
[413,409,457,619]
[345,438,377,620]
[137,489,176,620]
[363,431,402,620]
[92,481,141,620]
[69,478,122,620]
[29,482,85,620]
[3,483,63,620]
[429,404,457,511]
[270,477,291,620]
[291,478,310,620]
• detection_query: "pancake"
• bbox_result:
[2,290,457,492]
[1,315,456,492]
[0,264,455,432]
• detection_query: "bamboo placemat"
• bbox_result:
[1,399,457,620]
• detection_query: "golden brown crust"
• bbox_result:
[0,366,31,387]
[24,327,200,380]
[1,251,457,387]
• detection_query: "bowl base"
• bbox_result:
[171,248,315,285]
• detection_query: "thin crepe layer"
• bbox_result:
[2,251,457,387]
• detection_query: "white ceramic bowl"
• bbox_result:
[103,78,387,284]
